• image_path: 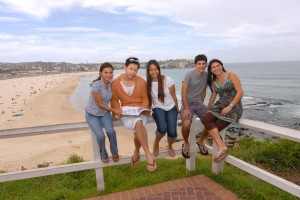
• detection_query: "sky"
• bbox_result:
[0,0,300,63]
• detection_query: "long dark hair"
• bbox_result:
[207,59,226,91]
[146,59,165,107]
[91,62,114,85]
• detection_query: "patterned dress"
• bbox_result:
[209,78,243,124]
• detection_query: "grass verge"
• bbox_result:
[0,139,299,200]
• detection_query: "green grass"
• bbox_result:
[0,139,299,200]
[230,138,300,172]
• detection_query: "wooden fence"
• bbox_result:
[0,118,299,197]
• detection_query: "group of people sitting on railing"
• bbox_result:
[85,54,243,172]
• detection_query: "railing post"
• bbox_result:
[185,117,198,171]
[90,131,105,191]
[212,129,225,174]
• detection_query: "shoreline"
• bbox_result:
[0,72,93,172]
[0,73,183,172]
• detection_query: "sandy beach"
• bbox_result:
[0,72,184,172]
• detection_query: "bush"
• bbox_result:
[231,138,300,171]
[67,154,84,164]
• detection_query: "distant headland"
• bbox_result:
[0,59,194,80]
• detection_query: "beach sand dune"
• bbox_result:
[0,72,184,172]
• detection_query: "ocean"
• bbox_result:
[70,61,300,134]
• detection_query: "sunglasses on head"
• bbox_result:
[126,58,139,63]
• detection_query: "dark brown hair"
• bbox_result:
[91,62,114,85]
[207,59,226,91]
[146,59,165,107]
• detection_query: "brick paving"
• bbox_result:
[85,174,240,200]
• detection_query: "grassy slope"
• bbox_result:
[0,139,299,200]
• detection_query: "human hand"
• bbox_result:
[221,106,231,116]
[113,109,122,118]
[112,114,119,121]
[182,109,191,120]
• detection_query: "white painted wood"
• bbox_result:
[225,155,300,198]
[1,118,299,142]
[95,168,105,191]
[186,116,198,171]
[0,118,299,197]
[239,119,300,142]
[212,129,225,174]
[0,122,89,139]
[0,158,134,182]
[90,131,105,191]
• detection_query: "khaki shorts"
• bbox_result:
[180,101,207,122]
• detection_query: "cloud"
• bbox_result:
[36,27,102,32]
[0,16,22,22]
[1,0,80,20]
[1,0,300,62]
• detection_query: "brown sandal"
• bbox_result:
[112,154,119,162]
[131,154,140,168]
[147,160,157,172]
[101,157,109,163]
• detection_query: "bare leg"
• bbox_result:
[207,127,226,150]
[181,120,191,149]
[167,139,176,157]
[133,132,141,159]
[168,139,174,149]
[197,128,209,146]
[153,135,162,156]
[134,121,157,170]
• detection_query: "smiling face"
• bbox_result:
[100,67,114,82]
[124,63,139,80]
[210,61,224,76]
[148,64,160,81]
[195,60,207,74]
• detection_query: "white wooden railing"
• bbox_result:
[0,118,299,198]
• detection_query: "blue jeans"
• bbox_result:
[152,106,178,141]
[85,111,118,159]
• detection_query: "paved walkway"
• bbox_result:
[85,174,240,200]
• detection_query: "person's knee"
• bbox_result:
[135,120,143,128]
[182,120,191,129]
[106,129,116,137]
[95,133,105,143]
[167,130,177,140]
[168,135,177,141]
[156,130,166,138]
[157,125,167,135]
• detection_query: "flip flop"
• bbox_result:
[196,141,208,155]
[131,154,140,168]
[181,144,190,159]
[213,147,228,163]
[147,160,157,172]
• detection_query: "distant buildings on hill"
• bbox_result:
[0,59,194,79]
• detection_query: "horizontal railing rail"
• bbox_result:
[0,118,299,197]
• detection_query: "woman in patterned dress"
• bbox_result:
[197,59,243,162]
